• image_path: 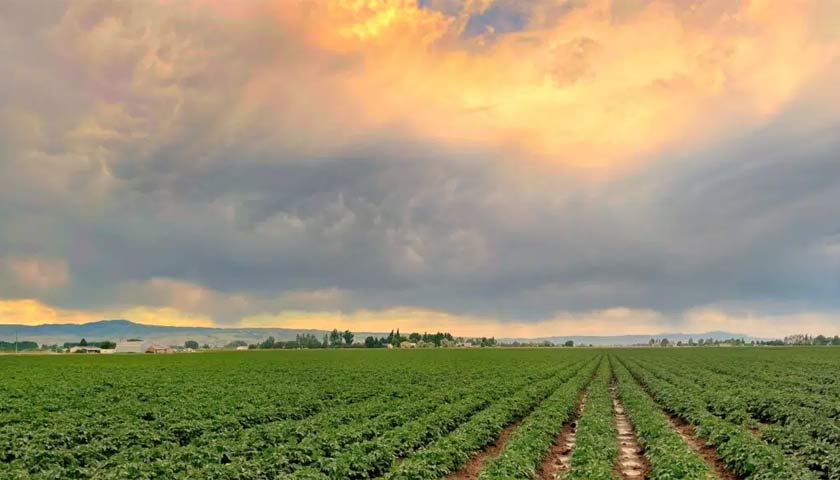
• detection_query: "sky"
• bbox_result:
[1,0,839,338]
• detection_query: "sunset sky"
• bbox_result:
[1,0,839,337]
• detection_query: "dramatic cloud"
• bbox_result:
[0,0,838,336]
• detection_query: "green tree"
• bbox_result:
[661,338,670,347]
[564,340,574,347]
[329,329,342,347]
[184,340,199,349]
[343,330,354,346]
[261,336,275,349]
[79,338,88,346]
[409,332,421,343]
[99,341,116,349]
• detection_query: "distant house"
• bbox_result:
[69,346,101,354]
[236,346,249,351]
[400,342,417,349]
[145,345,173,354]
[116,340,145,353]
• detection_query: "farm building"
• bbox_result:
[400,342,417,349]
[236,345,249,351]
[68,346,101,354]
[116,340,145,353]
[146,345,173,354]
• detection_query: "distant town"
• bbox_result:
[1,330,838,354]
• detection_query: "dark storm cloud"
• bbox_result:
[0,0,838,334]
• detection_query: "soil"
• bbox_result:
[610,382,650,479]
[534,390,588,480]
[445,420,522,480]
[669,416,739,480]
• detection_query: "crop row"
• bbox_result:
[477,357,600,479]
[610,357,715,480]
[0,350,602,479]
[627,355,840,478]
[386,357,598,479]
[566,359,618,480]
[619,357,820,480]
[280,359,590,479]
[295,360,586,479]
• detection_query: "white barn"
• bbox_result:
[116,340,145,353]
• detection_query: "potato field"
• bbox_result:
[1,348,838,479]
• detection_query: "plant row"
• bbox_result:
[610,357,715,480]
[628,356,840,479]
[477,357,600,479]
[566,359,619,480]
[386,358,599,479]
[619,357,820,480]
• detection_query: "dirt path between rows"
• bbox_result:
[668,416,738,480]
[444,420,522,480]
[610,382,649,479]
[533,390,588,480]
[624,367,740,480]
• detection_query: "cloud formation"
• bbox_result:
[0,0,838,336]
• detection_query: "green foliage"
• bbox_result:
[184,340,199,349]
[611,358,716,480]
[0,340,39,352]
[0,348,599,479]
[478,359,599,479]
[567,360,619,480]
[618,349,829,479]
[0,347,837,479]
[389,358,595,479]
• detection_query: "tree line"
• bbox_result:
[644,334,840,347]
[246,329,502,349]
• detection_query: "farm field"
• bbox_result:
[1,348,838,479]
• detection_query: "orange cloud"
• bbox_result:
[242,0,840,168]
[43,0,840,174]
[0,299,96,325]
[240,306,671,337]
[0,298,212,327]
[2,298,837,337]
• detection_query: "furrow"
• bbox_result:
[610,382,648,479]
[534,390,587,479]
[444,420,521,480]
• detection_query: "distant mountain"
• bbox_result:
[0,320,762,347]
[0,320,382,347]
[500,331,763,346]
